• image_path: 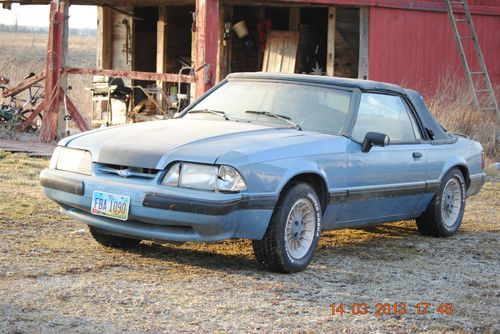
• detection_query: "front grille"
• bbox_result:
[98,163,160,180]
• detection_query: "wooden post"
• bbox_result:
[289,7,300,31]
[56,3,69,138]
[40,1,65,143]
[195,0,219,98]
[358,6,369,80]
[216,5,229,83]
[156,6,168,110]
[97,6,112,70]
[326,7,336,77]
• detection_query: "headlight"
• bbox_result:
[162,162,247,192]
[217,165,247,192]
[50,147,93,176]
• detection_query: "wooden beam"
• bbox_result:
[358,6,369,80]
[3,1,500,16]
[56,3,69,138]
[156,7,168,76]
[289,7,300,31]
[195,0,219,97]
[97,6,112,69]
[65,67,195,83]
[2,71,45,98]
[60,88,90,132]
[156,6,168,109]
[326,6,336,77]
[216,4,228,82]
[40,1,65,143]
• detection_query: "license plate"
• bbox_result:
[91,191,130,221]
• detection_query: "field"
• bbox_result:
[0,152,498,333]
[0,32,96,121]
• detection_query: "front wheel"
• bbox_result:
[252,183,322,273]
[89,226,141,249]
[416,168,466,237]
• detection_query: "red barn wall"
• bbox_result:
[368,7,500,97]
[412,0,500,6]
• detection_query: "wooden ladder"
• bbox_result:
[444,0,499,122]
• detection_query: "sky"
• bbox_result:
[0,4,97,29]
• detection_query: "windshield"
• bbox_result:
[183,80,352,135]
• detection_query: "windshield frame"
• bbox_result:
[179,78,359,136]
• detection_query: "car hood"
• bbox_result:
[64,119,320,169]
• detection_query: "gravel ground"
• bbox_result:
[0,152,498,333]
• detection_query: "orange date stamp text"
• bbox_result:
[330,302,453,316]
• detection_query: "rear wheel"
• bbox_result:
[416,168,466,237]
[252,183,321,273]
[20,110,42,132]
[89,226,141,249]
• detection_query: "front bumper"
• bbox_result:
[40,169,276,242]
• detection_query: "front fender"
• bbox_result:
[238,154,346,196]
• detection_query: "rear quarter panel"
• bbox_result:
[425,137,483,185]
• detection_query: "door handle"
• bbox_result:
[412,152,423,159]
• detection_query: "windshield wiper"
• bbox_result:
[245,110,302,131]
[189,109,229,120]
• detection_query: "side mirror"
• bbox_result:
[362,132,389,153]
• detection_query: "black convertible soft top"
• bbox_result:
[228,72,452,141]
[228,72,405,94]
[404,89,451,141]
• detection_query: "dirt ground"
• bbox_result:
[0,151,498,333]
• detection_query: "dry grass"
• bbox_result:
[0,151,499,333]
[427,72,499,160]
[0,31,96,123]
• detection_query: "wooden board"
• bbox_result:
[96,7,112,70]
[358,6,369,79]
[65,67,194,83]
[326,7,336,76]
[0,138,56,157]
[262,31,299,74]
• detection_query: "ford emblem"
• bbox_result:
[117,169,132,178]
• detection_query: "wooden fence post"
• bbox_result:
[195,0,219,98]
[40,1,65,143]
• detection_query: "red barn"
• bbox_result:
[363,0,500,96]
[3,0,500,140]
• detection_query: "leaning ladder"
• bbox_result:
[444,0,500,122]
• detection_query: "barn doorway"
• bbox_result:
[335,7,360,78]
[224,5,360,78]
[133,7,158,93]
[132,5,194,106]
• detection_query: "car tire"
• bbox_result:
[89,226,141,249]
[416,168,466,237]
[252,182,322,273]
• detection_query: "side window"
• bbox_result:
[351,93,417,143]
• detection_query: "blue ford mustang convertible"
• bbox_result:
[41,73,486,273]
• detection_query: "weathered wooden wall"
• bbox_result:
[334,7,359,78]
[111,7,134,71]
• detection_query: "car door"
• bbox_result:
[335,92,427,224]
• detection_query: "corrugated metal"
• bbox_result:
[368,7,500,97]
